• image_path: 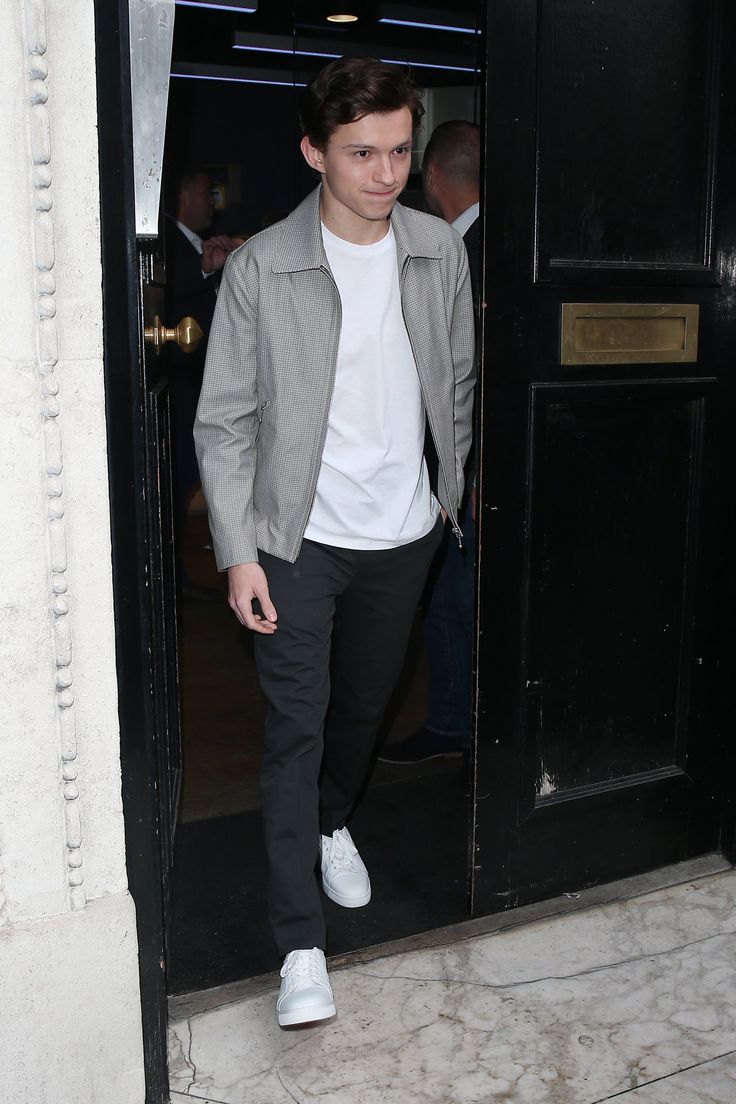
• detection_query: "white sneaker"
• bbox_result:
[320,826,371,908]
[277,948,336,1027]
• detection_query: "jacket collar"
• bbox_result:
[271,185,443,274]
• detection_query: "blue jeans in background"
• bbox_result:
[422,495,476,748]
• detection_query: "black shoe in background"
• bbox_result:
[378,726,468,765]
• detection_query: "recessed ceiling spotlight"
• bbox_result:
[326,12,359,23]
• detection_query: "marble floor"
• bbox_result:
[168,866,736,1103]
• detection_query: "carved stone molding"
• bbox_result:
[23,0,86,912]
[0,826,7,926]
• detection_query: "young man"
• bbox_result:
[194,57,476,1028]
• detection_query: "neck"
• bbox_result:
[176,213,199,234]
[442,192,478,225]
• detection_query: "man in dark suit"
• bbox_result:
[380,120,481,763]
[164,167,238,596]
[422,121,481,305]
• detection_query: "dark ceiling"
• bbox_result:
[171,0,482,89]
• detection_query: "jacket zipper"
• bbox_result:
[253,399,270,445]
[291,264,342,557]
[399,257,463,548]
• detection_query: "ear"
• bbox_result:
[300,135,326,174]
[424,161,439,191]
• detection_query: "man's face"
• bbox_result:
[180,173,214,233]
[301,107,414,237]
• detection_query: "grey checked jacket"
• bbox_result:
[194,186,476,569]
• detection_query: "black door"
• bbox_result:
[472,0,736,913]
[472,0,736,914]
[94,3,181,1101]
[141,255,183,918]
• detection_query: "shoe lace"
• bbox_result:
[328,829,360,873]
[281,948,323,982]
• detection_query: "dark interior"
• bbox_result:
[166,0,481,232]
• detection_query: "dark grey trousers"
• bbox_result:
[254,518,443,956]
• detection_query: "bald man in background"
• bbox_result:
[380,121,481,764]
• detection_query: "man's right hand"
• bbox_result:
[227,562,278,634]
[201,234,239,275]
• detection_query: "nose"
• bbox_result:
[372,155,396,187]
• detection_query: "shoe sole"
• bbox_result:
[278,1001,336,1027]
[322,882,371,908]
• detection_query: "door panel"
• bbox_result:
[537,0,720,278]
[472,0,734,914]
[527,381,708,796]
[144,374,181,873]
[143,272,182,892]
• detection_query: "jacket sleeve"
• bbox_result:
[449,238,477,501]
[193,252,260,570]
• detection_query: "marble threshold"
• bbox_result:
[168,857,736,1103]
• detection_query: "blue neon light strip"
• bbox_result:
[232,44,477,73]
[379,56,476,72]
[172,72,306,87]
[234,45,341,60]
[378,17,480,34]
[177,1,258,13]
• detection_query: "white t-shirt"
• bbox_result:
[303,223,438,549]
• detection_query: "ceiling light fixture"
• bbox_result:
[326,12,359,22]
[175,1,258,13]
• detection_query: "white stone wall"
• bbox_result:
[0,1,146,1100]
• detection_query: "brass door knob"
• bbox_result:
[144,315,204,355]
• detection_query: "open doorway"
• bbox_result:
[162,0,483,995]
[97,2,736,1099]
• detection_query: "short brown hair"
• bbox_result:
[300,56,424,149]
[423,121,480,184]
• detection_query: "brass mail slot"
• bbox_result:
[561,303,699,365]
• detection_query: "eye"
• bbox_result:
[394,146,410,156]
[354,149,370,158]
